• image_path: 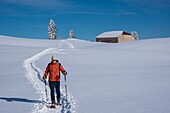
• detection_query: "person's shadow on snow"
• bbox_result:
[0,97,41,103]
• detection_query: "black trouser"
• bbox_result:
[49,81,60,102]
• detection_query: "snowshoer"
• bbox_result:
[43,54,67,105]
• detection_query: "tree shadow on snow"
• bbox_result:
[0,97,42,103]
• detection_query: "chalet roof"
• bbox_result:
[96,31,124,38]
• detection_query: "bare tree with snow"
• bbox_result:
[48,19,57,40]
[131,31,139,40]
[69,30,76,39]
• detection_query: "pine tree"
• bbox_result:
[48,19,57,40]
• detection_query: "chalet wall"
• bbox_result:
[118,35,135,42]
[96,38,118,43]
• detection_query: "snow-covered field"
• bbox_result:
[0,35,170,113]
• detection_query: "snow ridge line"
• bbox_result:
[23,40,76,113]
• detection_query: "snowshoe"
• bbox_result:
[50,104,56,108]
[56,103,62,106]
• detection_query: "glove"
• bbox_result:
[62,71,67,76]
[43,75,47,80]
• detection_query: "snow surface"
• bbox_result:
[0,35,170,113]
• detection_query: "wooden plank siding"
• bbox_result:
[96,37,118,43]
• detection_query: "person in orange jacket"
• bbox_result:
[43,54,67,105]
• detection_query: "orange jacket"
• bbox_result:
[44,61,65,81]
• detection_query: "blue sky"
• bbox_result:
[0,0,170,41]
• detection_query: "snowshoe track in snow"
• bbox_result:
[23,40,76,113]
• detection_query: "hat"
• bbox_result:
[51,54,57,61]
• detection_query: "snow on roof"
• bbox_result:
[96,31,123,38]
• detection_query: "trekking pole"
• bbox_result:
[44,80,49,102]
[64,75,68,100]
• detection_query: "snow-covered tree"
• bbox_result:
[131,31,139,40]
[48,19,57,40]
[69,30,76,39]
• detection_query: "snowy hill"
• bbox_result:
[0,35,170,113]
